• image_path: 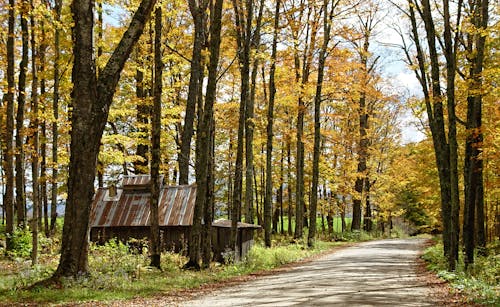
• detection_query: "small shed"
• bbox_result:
[211,219,261,262]
[90,175,196,252]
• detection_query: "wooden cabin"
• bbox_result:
[89,175,261,261]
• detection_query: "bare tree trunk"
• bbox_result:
[39,21,49,237]
[149,7,162,270]
[188,0,223,269]
[464,0,488,266]
[16,0,30,228]
[280,146,284,234]
[51,0,62,235]
[179,0,208,185]
[363,178,372,231]
[231,0,255,257]
[2,0,16,251]
[264,0,279,247]
[309,0,332,246]
[30,0,39,264]
[287,139,293,236]
[134,49,149,174]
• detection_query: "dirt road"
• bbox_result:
[179,238,434,306]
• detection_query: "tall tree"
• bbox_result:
[309,0,334,246]
[16,0,30,228]
[50,0,62,234]
[442,0,461,271]
[463,0,489,266]
[246,0,265,224]
[179,0,208,185]
[402,0,462,270]
[264,0,280,248]
[350,1,380,231]
[53,0,156,278]
[185,0,223,269]
[230,0,256,255]
[2,0,16,251]
[149,5,162,270]
[202,0,223,268]
[30,0,40,265]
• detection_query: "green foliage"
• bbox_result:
[422,241,500,305]
[398,189,430,229]
[7,227,32,258]
[244,244,310,270]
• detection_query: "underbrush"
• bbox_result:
[422,240,500,305]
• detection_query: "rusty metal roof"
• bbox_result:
[90,181,196,227]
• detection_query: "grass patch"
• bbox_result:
[421,240,500,305]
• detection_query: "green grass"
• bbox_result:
[421,240,500,305]
[262,216,352,234]
[0,237,344,305]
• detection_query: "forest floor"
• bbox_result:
[88,238,470,306]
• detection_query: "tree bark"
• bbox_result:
[51,0,62,235]
[134,48,149,174]
[30,0,39,265]
[187,0,223,269]
[264,0,279,247]
[179,0,208,185]
[149,6,162,270]
[16,0,30,228]
[463,0,489,266]
[231,0,254,256]
[39,19,49,237]
[2,0,16,251]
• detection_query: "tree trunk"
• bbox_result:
[280,147,284,235]
[149,6,162,270]
[187,0,223,269]
[287,139,293,236]
[179,0,208,185]
[244,0,264,225]
[309,0,331,246]
[264,0,279,247]
[442,0,461,271]
[2,0,16,251]
[407,0,452,263]
[16,0,30,228]
[30,0,39,264]
[463,0,489,265]
[54,0,156,278]
[230,0,255,257]
[134,51,149,174]
[39,21,49,237]
[51,0,62,235]
[363,179,372,232]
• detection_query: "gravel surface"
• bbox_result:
[178,238,435,306]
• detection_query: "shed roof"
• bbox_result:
[90,179,196,227]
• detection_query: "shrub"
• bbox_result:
[7,227,33,259]
[422,240,500,305]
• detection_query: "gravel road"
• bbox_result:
[179,238,434,306]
